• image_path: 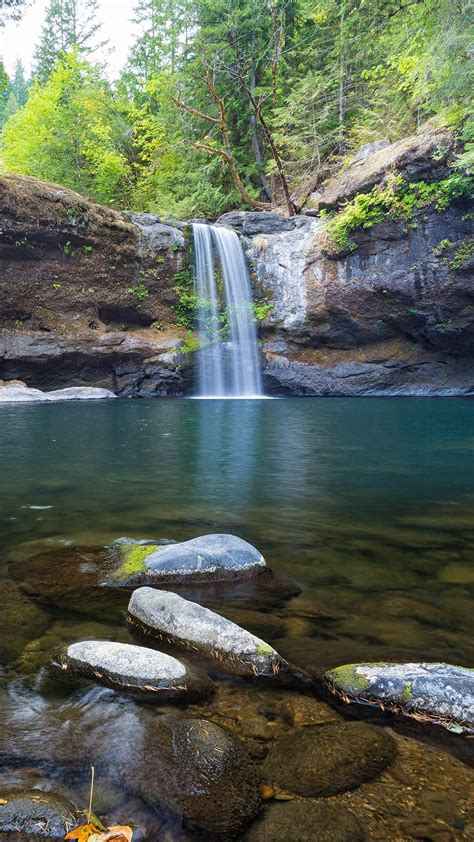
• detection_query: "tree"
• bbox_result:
[127,0,194,81]
[1,52,131,205]
[0,0,25,24]
[33,0,107,83]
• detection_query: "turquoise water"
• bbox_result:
[1,397,473,836]
[1,396,473,662]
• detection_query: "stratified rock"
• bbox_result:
[262,722,396,796]
[128,587,288,677]
[216,211,298,235]
[55,640,213,702]
[107,533,268,587]
[0,382,115,402]
[0,580,50,666]
[243,801,365,842]
[324,662,474,734]
[0,789,78,839]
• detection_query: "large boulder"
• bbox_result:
[261,722,397,796]
[128,587,288,677]
[0,579,50,666]
[0,789,78,840]
[0,382,115,402]
[324,662,474,734]
[243,801,365,842]
[106,533,268,587]
[305,124,455,213]
[55,640,213,702]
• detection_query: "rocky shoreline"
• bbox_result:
[1,531,473,840]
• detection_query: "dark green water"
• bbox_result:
[1,397,473,837]
[1,397,474,664]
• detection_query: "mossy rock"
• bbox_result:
[243,801,365,842]
[0,789,78,839]
[262,722,396,796]
[0,579,50,666]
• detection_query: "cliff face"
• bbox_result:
[225,124,473,396]
[0,175,192,395]
[1,122,472,398]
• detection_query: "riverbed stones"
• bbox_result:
[262,722,397,796]
[0,580,50,666]
[128,587,288,677]
[243,802,366,842]
[107,533,268,586]
[324,662,474,734]
[0,789,78,839]
[55,640,212,701]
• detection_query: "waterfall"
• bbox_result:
[192,223,263,398]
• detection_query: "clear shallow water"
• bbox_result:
[1,398,474,836]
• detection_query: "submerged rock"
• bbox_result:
[0,789,78,839]
[0,382,115,402]
[262,722,396,796]
[55,640,212,702]
[128,587,288,677]
[106,533,268,586]
[324,662,474,734]
[0,580,50,666]
[243,801,365,842]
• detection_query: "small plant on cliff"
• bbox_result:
[450,238,474,270]
[321,173,473,254]
[128,281,149,300]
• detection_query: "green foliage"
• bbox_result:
[1,52,132,205]
[253,302,273,322]
[128,280,150,300]
[33,0,107,84]
[322,173,474,252]
[450,239,474,270]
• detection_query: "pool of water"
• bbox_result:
[1,397,473,838]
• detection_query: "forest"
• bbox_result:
[0,0,472,219]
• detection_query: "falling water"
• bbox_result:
[192,223,263,398]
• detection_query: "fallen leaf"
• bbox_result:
[0,799,7,806]
[65,824,133,842]
[65,824,100,841]
[259,784,274,800]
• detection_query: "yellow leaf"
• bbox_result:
[65,823,101,841]
[96,829,133,842]
[259,784,274,800]
[0,799,7,805]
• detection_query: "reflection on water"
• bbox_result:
[1,397,473,836]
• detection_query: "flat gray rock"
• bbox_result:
[107,532,268,585]
[0,383,115,402]
[128,587,287,677]
[56,640,212,701]
[324,662,474,734]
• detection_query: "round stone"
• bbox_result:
[243,801,366,842]
[262,722,397,796]
[55,640,212,701]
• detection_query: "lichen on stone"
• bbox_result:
[112,543,161,582]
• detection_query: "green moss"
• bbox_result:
[257,642,273,657]
[321,173,473,254]
[403,681,412,701]
[450,237,474,269]
[112,543,161,581]
[330,663,371,691]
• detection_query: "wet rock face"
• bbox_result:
[55,640,213,702]
[324,662,474,734]
[243,801,366,842]
[216,211,298,235]
[107,533,268,586]
[0,789,78,840]
[0,580,50,667]
[262,722,397,796]
[128,587,287,677]
[0,174,191,396]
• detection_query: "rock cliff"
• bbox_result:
[1,122,472,397]
[222,124,473,396]
[0,175,193,395]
